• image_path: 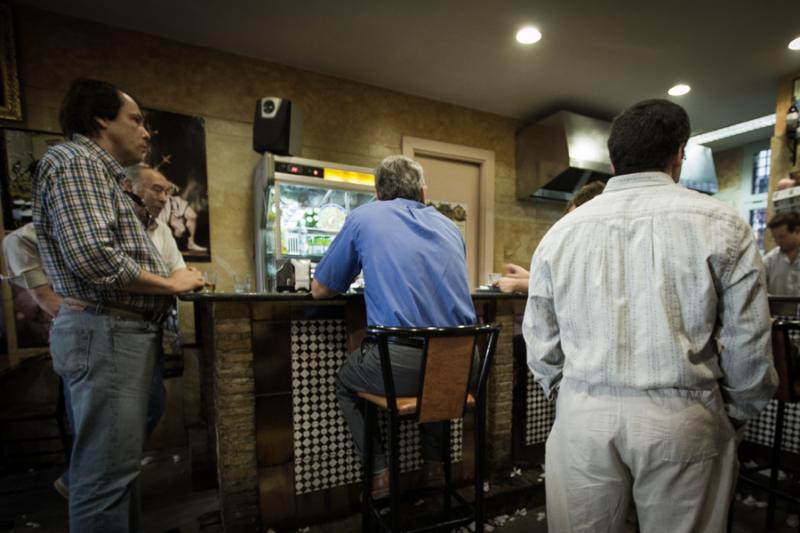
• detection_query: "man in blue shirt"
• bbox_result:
[312,155,475,498]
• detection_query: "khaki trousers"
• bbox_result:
[545,380,738,533]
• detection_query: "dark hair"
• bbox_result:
[768,212,800,232]
[59,78,125,139]
[607,99,691,175]
[567,180,606,212]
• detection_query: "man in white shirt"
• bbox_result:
[2,223,62,318]
[763,211,800,295]
[524,99,777,532]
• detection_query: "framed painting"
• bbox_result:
[0,128,63,365]
[144,108,212,262]
[0,3,22,122]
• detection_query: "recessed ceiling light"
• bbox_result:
[516,26,542,45]
[789,36,800,50]
[668,84,691,96]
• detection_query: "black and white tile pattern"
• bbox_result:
[291,320,464,495]
[744,313,800,454]
[745,400,800,454]
[525,372,555,446]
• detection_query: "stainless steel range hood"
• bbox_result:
[516,111,613,202]
[678,143,718,194]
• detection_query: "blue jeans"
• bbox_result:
[50,306,160,533]
[62,355,166,483]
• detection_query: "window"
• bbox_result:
[751,149,770,194]
[749,207,768,251]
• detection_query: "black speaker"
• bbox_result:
[253,97,303,155]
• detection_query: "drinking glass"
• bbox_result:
[234,273,252,294]
[203,271,218,293]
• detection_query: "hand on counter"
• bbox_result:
[491,263,530,293]
[171,267,205,293]
[494,276,528,294]
[503,263,529,279]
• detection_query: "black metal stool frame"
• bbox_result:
[360,324,500,533]
[730,318,800,532]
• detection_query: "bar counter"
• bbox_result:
[181,290,526,532]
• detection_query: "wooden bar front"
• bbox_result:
[183,291,526,532]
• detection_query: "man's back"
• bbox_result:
[526,172,774,420]
[315,198,475,327]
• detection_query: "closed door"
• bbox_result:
[416,154,481,289]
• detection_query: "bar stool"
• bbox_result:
[731,318,800,532]
[358,324,500,533]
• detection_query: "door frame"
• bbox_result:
[402,136,495,286]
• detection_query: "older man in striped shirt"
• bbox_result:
[33,78,204,532]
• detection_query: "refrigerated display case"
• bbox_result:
[253,154,375,292]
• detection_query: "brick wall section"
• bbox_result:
[487,312,515,470]
[213,304,261,532]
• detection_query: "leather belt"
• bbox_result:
[63,297,168,324]
[386,336,424,349]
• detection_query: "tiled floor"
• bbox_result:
[0,448,221,533]
[1,455,798,533]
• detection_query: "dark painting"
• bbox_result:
[144,109,211,262]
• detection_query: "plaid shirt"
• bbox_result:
[33,134,171,312]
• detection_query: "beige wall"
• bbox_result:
[714,147,744,195]
[1,6,563,340]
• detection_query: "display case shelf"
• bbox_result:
[253,154,376,292]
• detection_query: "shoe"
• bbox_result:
[53,474,69,500]
[371,469,390,500]
[422,461,445,488]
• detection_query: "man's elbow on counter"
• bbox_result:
[311,279,337,299]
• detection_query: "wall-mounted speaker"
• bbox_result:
[253,97,303,155]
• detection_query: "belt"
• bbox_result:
[63,297,169,324]
[386,336,424,349]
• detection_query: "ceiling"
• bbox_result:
[15,0,800,137]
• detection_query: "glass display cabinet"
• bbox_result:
[253,154,375,292]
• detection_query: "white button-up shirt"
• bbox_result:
[523,172,777,422]
[762,246,800,296]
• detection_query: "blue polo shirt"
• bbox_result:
[314,198,476,327]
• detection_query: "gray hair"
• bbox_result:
[374,155,425,201]
[122,162,151,186]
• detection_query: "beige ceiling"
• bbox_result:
[15,0,800,135]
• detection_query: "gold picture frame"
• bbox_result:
[0,3,22,122]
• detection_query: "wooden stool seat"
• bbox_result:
[357,392,476,416]
[360,324,500,533]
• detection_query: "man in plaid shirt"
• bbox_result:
[33,78,204,532]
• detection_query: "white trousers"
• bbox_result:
[545,380,738,533]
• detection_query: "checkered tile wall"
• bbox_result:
[291,320,463,495]
[525,372,555,446]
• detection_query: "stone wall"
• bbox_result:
[211,304,260,532]
[486,309,515,469]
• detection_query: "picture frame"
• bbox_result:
[143,108,212,262]
[0,127,63,367]
[0,3,22,122]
